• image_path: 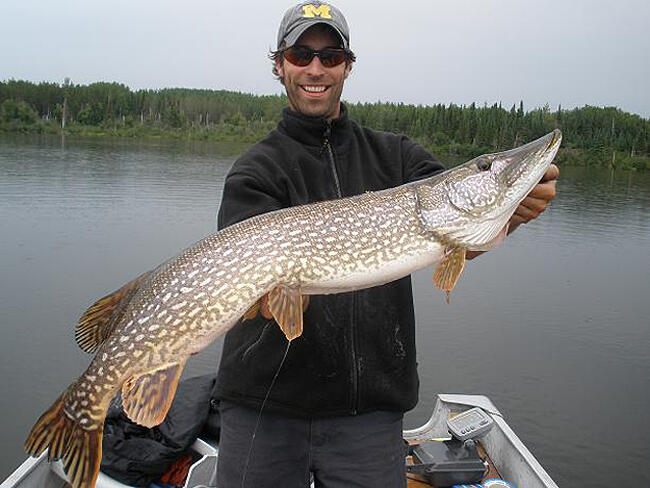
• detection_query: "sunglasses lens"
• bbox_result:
[319,49,346,68]
[284,47,313,66]
[283,47,347,68]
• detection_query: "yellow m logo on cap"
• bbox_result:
[302,4,332,19]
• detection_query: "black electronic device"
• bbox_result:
[406,439,487,487]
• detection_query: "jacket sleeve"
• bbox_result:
[217,161,286,231]
[400,136,446,183]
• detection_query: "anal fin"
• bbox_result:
[433,247,466,304]
[121,360,186,428]
[268,285,305,341]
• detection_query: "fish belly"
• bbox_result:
[302,241,444,295]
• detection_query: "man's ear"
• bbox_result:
[344,62,352,79]
[275,58,285,79]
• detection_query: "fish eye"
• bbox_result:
[477,159,492,171]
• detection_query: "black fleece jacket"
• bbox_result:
[214,104,445,417]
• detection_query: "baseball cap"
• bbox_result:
[277,2,350,50]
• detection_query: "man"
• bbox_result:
[214,2,559,487]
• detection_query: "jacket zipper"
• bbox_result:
[323,121,342,198]
[323,120,358,414]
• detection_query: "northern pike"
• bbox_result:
[25,129,561,487]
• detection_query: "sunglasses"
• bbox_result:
[282,45,350,68]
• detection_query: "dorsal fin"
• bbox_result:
[75,271,152,353]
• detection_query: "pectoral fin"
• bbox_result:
[433,247,466,304]
[121,360,186,428]
[268,285,305,341]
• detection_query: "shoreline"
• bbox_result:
[2,81,649,171]
[2,122,648,171]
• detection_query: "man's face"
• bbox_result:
[276,25,351,120]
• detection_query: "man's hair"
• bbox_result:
[269,42,287,81]
[269,24,356,83]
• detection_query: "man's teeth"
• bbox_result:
[303,85,326,93]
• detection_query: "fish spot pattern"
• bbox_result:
[60,184,446,432]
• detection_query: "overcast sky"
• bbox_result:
[2,0,649,118]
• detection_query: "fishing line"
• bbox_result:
[240,331,292,488]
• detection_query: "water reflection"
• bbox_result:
[0,135,648,487]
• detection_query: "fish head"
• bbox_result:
[417,129,562,250]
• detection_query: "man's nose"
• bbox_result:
[304,55,327,75]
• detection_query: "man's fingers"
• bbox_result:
[512,196,549,223]
[507,164,559,230]
[520,195,549,213]
[540,164,560,183]
[509,214,527,226]
[513,205,539,223]
[527,180,557,200]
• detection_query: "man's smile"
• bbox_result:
[300,84,329,95]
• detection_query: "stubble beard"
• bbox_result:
[284,77,343,120]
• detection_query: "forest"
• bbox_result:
[1,79,648,170]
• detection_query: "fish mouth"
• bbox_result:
[495,129,562,186]
[486,129,562,241]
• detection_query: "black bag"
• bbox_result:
[100,374,217,487]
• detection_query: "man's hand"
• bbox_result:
[508,163,559,232]
[466,164,559,260]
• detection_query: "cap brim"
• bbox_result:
[283,20,348,49]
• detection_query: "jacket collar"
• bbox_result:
[278,103,351,148]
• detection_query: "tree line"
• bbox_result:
[1,79,648,170]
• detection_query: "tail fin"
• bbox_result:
[24,390,103,488]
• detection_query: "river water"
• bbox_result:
[0,134,648,486]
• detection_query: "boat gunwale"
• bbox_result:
[404,394,558,488]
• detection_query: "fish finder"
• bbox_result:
[447,407,494,442]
